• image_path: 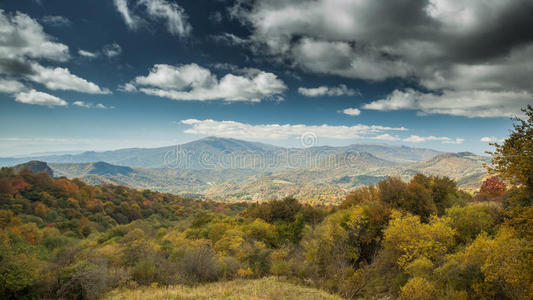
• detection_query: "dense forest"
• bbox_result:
[1,107,532,299]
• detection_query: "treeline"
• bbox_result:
[1,107,531,299]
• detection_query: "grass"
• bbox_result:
[103,277,343,300]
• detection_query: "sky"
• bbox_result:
[0,0,531,157]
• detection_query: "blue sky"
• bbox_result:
[1,0,530,156]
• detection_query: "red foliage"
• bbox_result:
[475,176,507,202]
[479,176,507,195]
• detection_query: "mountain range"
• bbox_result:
[6,137,489,204]
[1,137,440,168]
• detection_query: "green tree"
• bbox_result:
[488,105,533,192]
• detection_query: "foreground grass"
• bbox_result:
[103,277,343,300]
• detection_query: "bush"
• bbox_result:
[179,246,220,284]
[400,277,436,300]
[445,204,500,243]
[57,261,108,300]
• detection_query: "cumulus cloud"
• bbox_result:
[362,88,531,118]
[14,89,67,106]
[73,101,113,109]
[28,63,111,94]
[232,0,533,117]
[180,119,406,140]
[126,63,286,102]
[0,10,110,102]
[0,79,25,94]
[403,135,464,144]
[0,9,70,68]
[343,108,361,116]
[102,43,122,58]
[298,84,358,97]
[113,0,191,37]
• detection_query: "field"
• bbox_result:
[103,277,342,300]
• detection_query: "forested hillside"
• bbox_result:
[1,107,531,299]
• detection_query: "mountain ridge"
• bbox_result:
[0,137,442,168]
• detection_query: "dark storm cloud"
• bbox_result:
[445,0,533,62]
[231,0,533,117]
[0,58,35,75]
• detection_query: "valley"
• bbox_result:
[3,137,488,205]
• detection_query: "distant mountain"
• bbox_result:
[203,152,489,202]
[334,143,440,163]
[0,137,440,169]
[365,152,490,189]
[14,161,54,177]
[10,143,483,203]
[53,161,134,177]
[49,150,397,202]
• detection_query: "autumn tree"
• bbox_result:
[487,105,533,239]
[488,105,533,192]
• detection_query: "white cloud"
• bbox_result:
[118,82,137,92]
[343,108,361,116]
[181,119,406,140]
[95,103,113,109]
[443,138,465,145]
[298,84,358,97]
[78,49,97,58]
[0,10,70,64]
[112,0,191,36]
[113,0,143,30]
[371,134,401,141]
[362,88,531,118]
[0,10,110,105]
[103,43,122,58]
[481,136,503,143]
[40,15,71,27]
[28,63,111,94]
[211,33,249,47]
[14,89,67,106]
[0,79,25,93]
[139,0,191,37]
[403,135,463,144]
[73,101,113,109]
[128,63,287,102]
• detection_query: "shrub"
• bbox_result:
[400,277,436,300]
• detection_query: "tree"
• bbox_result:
[445,204,500,244]
[341,185,379,208]
[400,277,436,300]
[383,211,455,269]
[378,176,408,208]
[487,105,533,240]
[475,176,507,202]
[488,105,533,192]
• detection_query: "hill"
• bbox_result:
[47,151,487,203]
[14,160,54,177]
[201,152,488,203]
[49,151,396,204]
[364,152,490,190]
[0,137,440,169]
[104,277,342,300]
